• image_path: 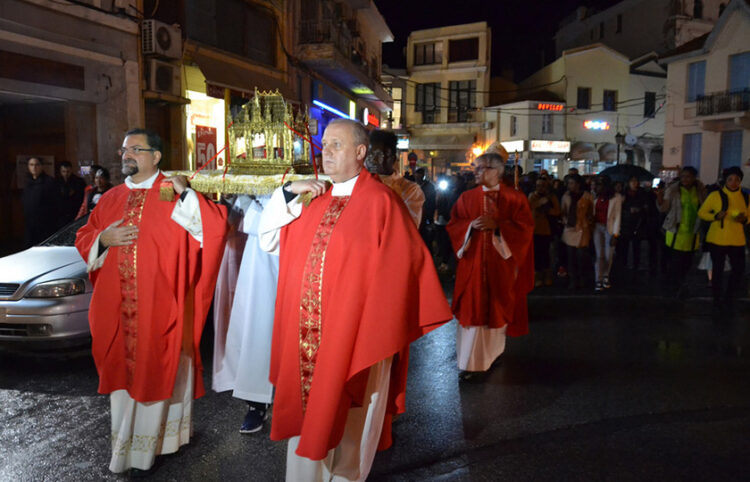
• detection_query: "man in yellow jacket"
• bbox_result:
[697,166,749,308]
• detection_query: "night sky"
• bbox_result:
[376,0,622,81]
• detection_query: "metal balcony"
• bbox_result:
[299,19,354,63]
[697,89,750,116]
[448,107,483,123]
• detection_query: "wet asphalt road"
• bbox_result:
[1,284,750,481]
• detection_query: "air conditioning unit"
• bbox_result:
[147,58,181,96]
[142,19,182,60]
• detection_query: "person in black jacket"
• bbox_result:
[55,160,86,227]
[22,157,59,247]
[415,167,436,250]
[617,176,650,273]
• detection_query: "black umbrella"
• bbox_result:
[598,164,655,183]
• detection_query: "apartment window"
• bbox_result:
[603,89,617,111]
[510,116,518,136]
[599,22,604,39]
[449,37,479,63]
[644,92,656,118]
[448,80,476,122]
[392,87,402,128]
[577,87,591,109]
[687,60,706,102]
[216,0,277,66]
[682,133,702,171]
[616,14,623,33]
[415,82,441,122]
[414,42,443,66]
[542,114,553,134]
[729,51,750,93]
[720,131,743,171]
[693,0,703,19]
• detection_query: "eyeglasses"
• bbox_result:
[118,146,156,156]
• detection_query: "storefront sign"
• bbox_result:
[206,83,225,99]
[536,103,564,111]
[396,137,409,150]
[530,140,570,153]
[500,140,525,153]
[196,125,217,169]
[313,100,351,119]
[584,120,610,130]
[367,114,380,127]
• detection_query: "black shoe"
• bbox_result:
[129,465,158,478]
[459,370,489,383]
[240,402,269,434]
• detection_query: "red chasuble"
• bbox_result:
[446,185,534,336]
[75,173,228,403]
[270,170,452,460]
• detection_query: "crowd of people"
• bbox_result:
[21,157,111,247]
[411,161,749,310]
[23,119,739,480]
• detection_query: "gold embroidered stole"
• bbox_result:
[481,191,499,321]
[298,196,350,412]
[118,189,148,386]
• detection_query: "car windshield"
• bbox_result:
[39,215,90,247]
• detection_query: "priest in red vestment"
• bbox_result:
[259,118,452,481]
[75,129,227,475]
[446,152,534,380]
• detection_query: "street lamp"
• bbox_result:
[614,132,625,164]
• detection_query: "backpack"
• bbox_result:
[716,188,749,228]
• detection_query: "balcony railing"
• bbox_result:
[697,89,750,116]
[299,19,375,80]
[421,109,441,124]
[448,107,481,123]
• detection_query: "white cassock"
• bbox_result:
[85,171,204,473]
[212,195,277,404]
[212,195,249,390]
[258,178,392,482]
[454,183,510,372]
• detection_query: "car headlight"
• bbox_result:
[25,279,86,298]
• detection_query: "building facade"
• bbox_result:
[0,0,142,251]
[144,0,393,172]
[404,22,492,175]
[661,0,750,185]
[521,44,667,174]
[484,100,570,177]
[555,0,726,60]
[296,0,393,149]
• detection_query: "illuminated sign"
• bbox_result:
[349,101,356,119]
[530,140,570,153]
[396,137,409,150]
[500,140,525,153]
[363,107,369,125]
[536,103,564,111]
[367,114,380,127]
[352,85,374,95]
[584,120,610,130]
[313,99,352,119]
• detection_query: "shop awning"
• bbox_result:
[598,143,618,162]
[189,48,294,99]
[409,134,474,150]
[570,142,600,161]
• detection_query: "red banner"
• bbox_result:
[196,125,218,169]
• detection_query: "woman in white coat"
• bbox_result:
[591,175,623,291]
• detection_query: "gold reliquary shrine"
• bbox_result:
[228,89,313,175]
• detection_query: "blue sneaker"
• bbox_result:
[239,402,269,434]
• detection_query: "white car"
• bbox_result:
[0,216,92,348]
